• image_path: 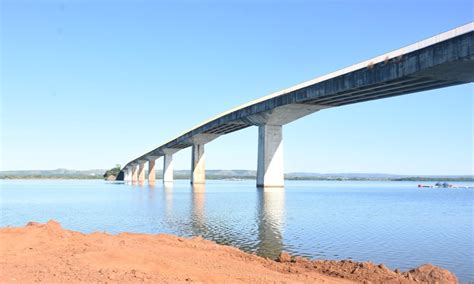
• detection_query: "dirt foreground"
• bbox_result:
[0,221,458,283]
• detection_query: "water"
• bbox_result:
[1,179,473,282]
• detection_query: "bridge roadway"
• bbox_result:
[121,23,474,187]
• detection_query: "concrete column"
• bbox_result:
[123,169,128,182]
[148,159,156,184]
[257,124,284,188]
[191,143,206,184]
[188,134,218,185]
[163,154,174,183]
[138,161,146,183]
[124,168,130,183]
[131,165,138,183]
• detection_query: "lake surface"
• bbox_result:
[1,179,473,282]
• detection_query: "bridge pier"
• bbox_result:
[161,149,179,184]
[131,165,138,183]
[257,124,284,188]
[163,154,174,183]
[191,143,206,184]
[148,159,156,184]
[125,168,131,183]
[123,168,128,182]
[189,134,218,185]
[138,161,146,183]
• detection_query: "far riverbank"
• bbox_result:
[1,169,473,182]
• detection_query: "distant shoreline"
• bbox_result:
[1,169,472,182]
[1,175,473,182]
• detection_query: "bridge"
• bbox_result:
[120,23,474,188]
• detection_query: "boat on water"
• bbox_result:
[418,182,474,189]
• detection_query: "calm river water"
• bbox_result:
[1,179,473,282]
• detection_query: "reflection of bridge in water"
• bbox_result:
[190,185,206,237]
[159,184,285,258]
[120,23,474,188]
[255,188,285,258]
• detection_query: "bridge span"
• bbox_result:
[120,23,474,187]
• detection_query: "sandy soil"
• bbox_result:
[0,221,458,283]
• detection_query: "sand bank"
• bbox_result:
[0,221,457,283]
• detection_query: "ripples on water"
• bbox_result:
[0,179,473,282]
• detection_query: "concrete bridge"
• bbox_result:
[120,23,474,188]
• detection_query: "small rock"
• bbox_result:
[378,264,388,270]
[277,251,292,263]
[293,256,310,264]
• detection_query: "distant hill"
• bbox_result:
[0,169,105,179]
[284,172,474,181]
[0,169,472,181]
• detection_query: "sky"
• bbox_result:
[1,0,473,175]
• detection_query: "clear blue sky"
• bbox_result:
[1,0,473,175]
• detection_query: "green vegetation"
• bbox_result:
[103,165,121,180]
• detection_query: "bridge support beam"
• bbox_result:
[163,154,174,183]
[138,161,146,183]
[257,124,284,188]
[131,165,138,183]
[162,149,179,184]
[148,159,156,184]
[191,143,206,184]
[125,168,131,183]
[189,134,219,185]
[123,169,128,182]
